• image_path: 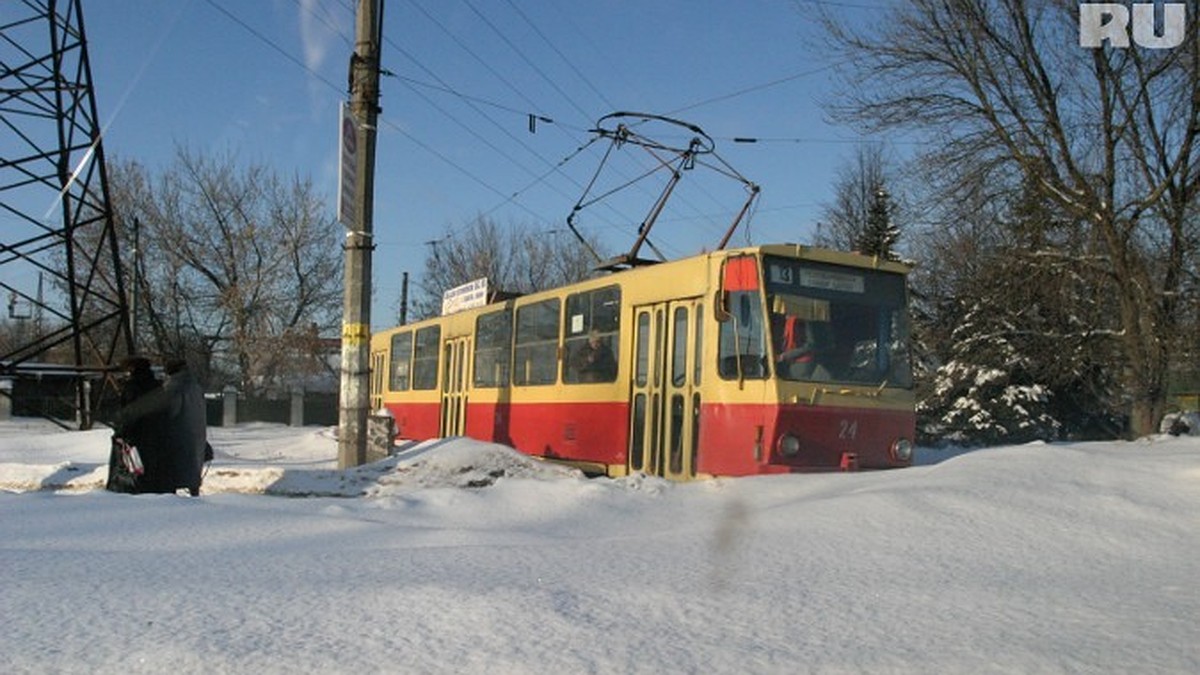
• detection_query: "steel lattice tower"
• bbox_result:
[1,0,132,428]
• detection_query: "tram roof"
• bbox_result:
[753,244,912,274]
[383,244,911,334]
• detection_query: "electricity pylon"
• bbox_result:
[1,0,133,428]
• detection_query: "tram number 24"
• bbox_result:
[838,419,859,441]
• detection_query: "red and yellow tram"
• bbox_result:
[370,244,915,479]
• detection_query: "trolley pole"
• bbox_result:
[338,0,383,469]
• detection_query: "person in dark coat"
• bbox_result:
[106,355,164,492]
[115,355,172,492]
[116,357,208,496]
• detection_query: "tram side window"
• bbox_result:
[514,299,560,386]
[473,309,512,388]
[411,326,441,390]
[718,290,768,379]
[564,285,620,384]
[389,332,413,391]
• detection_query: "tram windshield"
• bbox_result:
[763,256,912,388]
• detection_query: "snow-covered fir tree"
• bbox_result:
[911,177,1123,445]
[855,188,900,260]
[918,303,1062,445]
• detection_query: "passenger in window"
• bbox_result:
[572,329,616,382]
[393,361,409,390]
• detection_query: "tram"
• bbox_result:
[370,244,915,479]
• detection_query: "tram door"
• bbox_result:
[440,336,470,437]
[628,299,702,480]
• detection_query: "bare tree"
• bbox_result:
[413,216,602,321]
[106,150,342,394]
[824,0,1200,437]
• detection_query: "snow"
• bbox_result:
[2,419,1199,674]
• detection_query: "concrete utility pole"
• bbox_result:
[338,0,384,469]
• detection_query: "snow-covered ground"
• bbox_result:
[2,418,1198,674]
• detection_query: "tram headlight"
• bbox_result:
[890,437,914,463]
[778,433,801,458]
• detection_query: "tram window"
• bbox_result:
[564,286,620,384]
[630,393,646,472]
[635,312,650,387]
[412,326,440,390]
[669,394,684,474]
[514,298,560,386]
[717,290,768,380]
[671,306,688,387]
[653,310,664,386]
[693,304,704,386]
[473,309,512,388]
[763,257,913,388]
[769,294,835,382]
[389,331,412,391]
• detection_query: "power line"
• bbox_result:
[459,0,595,124]
[288,0,354,48]
[199,0,868,257]
[668,61,842,117]
[499,0,616,113]
[201,0,551,229]
[392,0,644,229]
[398,0,823,250]
[205,0,644,243]
[201,0,344,93]
[395,1,680,245]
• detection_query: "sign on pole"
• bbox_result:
[338,101,358,228]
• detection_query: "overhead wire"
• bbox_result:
[523,0,704,251]
[392,5,589,171]
[452,0,721,254]
[383,44,562,207]
[380,41,598,222]
[667,62,843,117]
[398,0,648,242]
[498,0,617,113]
[203,0,556,233]
[407,0,806,254]
[201,0,344,94]
[459,0,594,123]
[206,0,871,258]
[287,0,354,49]
[199,0,869,296]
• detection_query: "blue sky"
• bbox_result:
[77,0,899,327]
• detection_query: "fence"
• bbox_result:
[206,388,339,427]
[0,375,338,428]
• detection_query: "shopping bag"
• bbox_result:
[116,437,144,476]
[105,436,140,493]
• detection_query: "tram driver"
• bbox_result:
[773,305,833,382]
